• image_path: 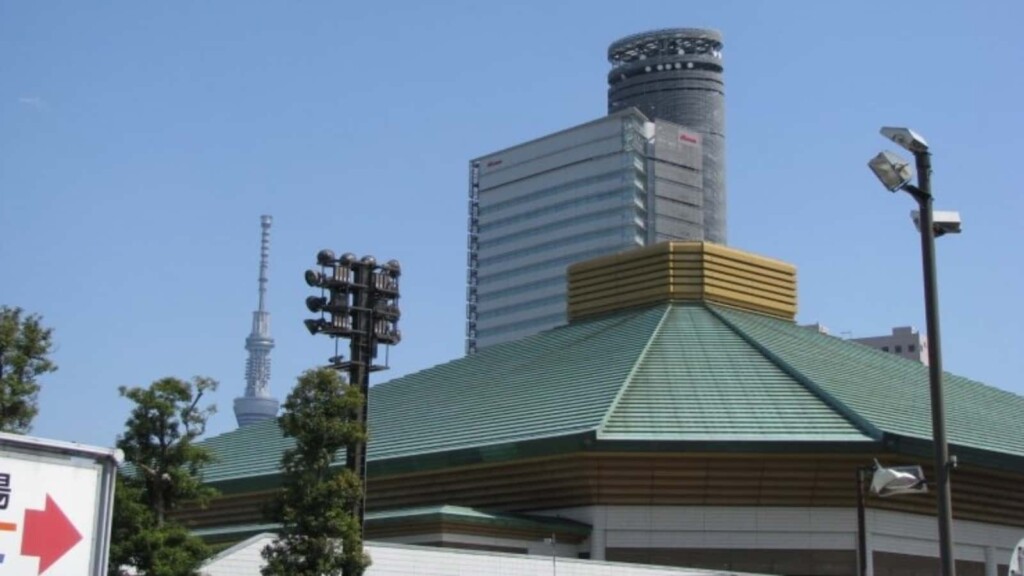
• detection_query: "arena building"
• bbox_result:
[185,242,1024,576]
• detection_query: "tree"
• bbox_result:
[109,376,218,576]
[261,368,369,576]
[0,306,56,432]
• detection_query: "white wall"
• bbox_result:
[538,505,1022,575]
[201,535,769,576]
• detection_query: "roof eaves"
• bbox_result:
[595,305,672,437]
[706,305,885,441]
[883,433,1024,474]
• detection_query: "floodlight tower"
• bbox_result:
[303,249,402,560]
[234,215,280,427]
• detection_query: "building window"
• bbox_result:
[882,346,889,352]
[895,345,903,353]
[908,344,916,352]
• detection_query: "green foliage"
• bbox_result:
[109,376,218,576]
[0,306,56,433]
[262,368,370,576]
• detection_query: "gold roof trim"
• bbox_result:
[567,242,797,321]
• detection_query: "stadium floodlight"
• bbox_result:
[868,151,914,192]
[301,248,402,562]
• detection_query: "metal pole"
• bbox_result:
[912,150,956,576]
[857,468,867,576]
[350,261,372,534]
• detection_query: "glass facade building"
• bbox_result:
[608,28,726,244]
[466,109,703,351]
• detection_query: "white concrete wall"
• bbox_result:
[538,505,1021,575]
[199,507,1022,576]
[201,535,768,576]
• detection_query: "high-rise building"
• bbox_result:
[608,28,726,244]
[466,109,702,351]
[233,215,280,427]
[465,28,726,352]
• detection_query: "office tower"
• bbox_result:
[233,215,280,427]
[466,109,702,352]
[608,28,726,244]
[465,28,727,352]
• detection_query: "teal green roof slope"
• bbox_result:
[601,306,869,441]
[198,302,1024,486]
[712,305,1024,459]
[199,306,665,484]
[200,418,293,484]
[368,305,665,460]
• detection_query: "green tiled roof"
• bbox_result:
[199,303,1024,486]
[713,305,1024,459]
[600,306,868,441]
[369,305,665,460]
[200,307,665,484]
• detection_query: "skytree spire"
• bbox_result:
[234,215,280,427]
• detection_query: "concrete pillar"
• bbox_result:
[865,509,875,576]
[589,505,607,561]
[985,546,998,576]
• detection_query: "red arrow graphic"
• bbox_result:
[21,494,82,575]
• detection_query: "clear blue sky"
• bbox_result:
[2,1,1022,448]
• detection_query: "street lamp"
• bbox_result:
[867,126,961,576]
[857,461,929,576]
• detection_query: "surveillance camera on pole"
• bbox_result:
[911,210,962,237]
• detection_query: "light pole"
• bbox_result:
[303,250,402,575]
[856,461,929,576]
[868,127,961,576]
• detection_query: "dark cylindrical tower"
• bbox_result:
[608,28,726,244]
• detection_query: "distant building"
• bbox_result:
[233,215,280,427]
[851,326,929,365]
[465,27,728,354]
[607,28,727,244]
[466,109,703,351]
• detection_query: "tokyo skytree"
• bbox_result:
[233,214,280,427]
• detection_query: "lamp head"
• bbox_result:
[880,126,929,154]
[303,318,324,336]
[316,249,336,266]
[868,151,914,192]
[870,462,928,497]
[304,269,323,287]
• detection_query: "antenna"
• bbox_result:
[257,214,271,313]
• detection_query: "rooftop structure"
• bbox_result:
[233,215,280,427]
